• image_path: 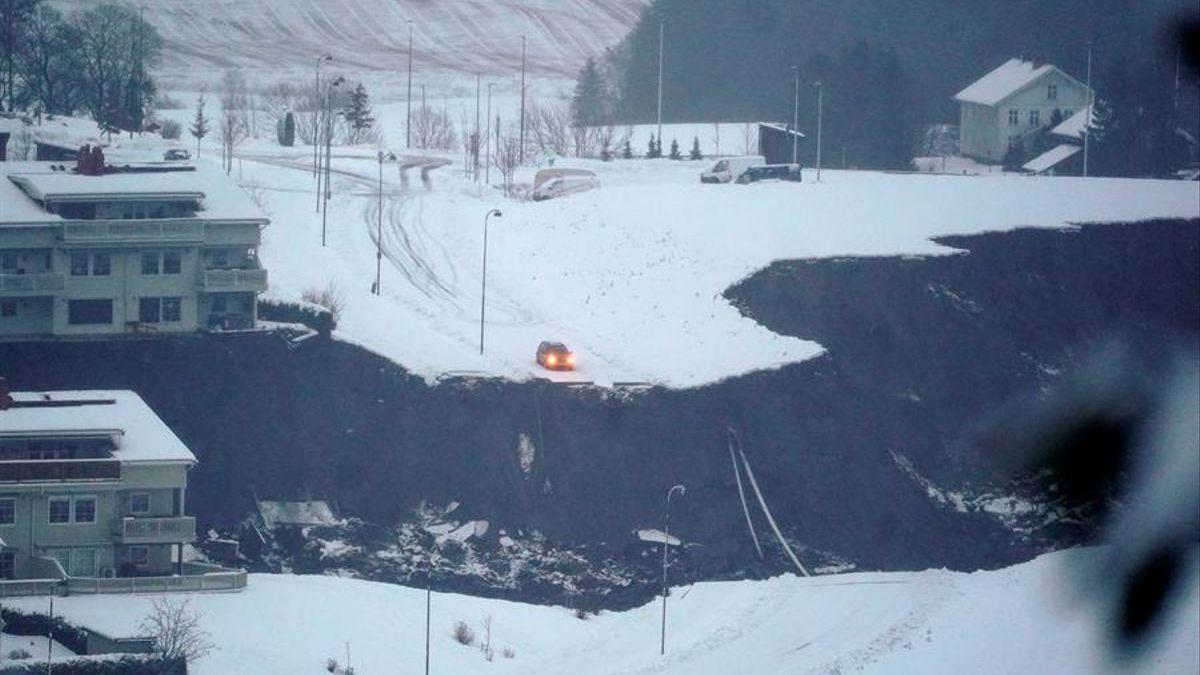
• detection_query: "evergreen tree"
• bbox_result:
[343,83,374,144]
[689,136,702,160]
[622,139,633,159]
[571,57,608,128]
[190,92,209,157]
[646,133,660,158]
[668,137,681,159]
[278,110,296,147]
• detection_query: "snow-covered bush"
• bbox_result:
[502,646,516,659]
[453,621,475,646]
[160,119,182,140]
[301,282,345,326]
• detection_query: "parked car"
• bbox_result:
[735,163,802,184]
[163,148,191,161]
[532,168,600,201]
[700,155,765,183]
[536,341,575,370]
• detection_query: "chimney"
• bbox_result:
[0,377,11,411]
[75,143,106,176]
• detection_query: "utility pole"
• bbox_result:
[406,19,414,149]
[656,18,664,146]
[486,82,494,185]
[375,151,395,294]
[519,35,527,165]
[314,54,331,178]
[791,65,800,164]
[321,78,343,246]
[814,81,823,182]
[1083,41,1092,179]
[660,484,685,656]
[424,585,431,675]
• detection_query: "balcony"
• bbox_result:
[0,272,65,295]
[0,458,121,483]
[116,516,197,544]
[200,267,268,292]
[60,221,205,246]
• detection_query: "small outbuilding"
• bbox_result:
[757,122,806,165]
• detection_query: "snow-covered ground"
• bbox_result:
[9,547,1197,674]
[223,137,1198,388]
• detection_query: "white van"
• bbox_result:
[700,156,765,183]
[532,168,600,201]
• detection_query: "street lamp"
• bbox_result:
[519,35,526,165]
[321,77,345,247]
[479,208,502,354]
[660,483,685,656]
[314,54,332,179]
[656,17,664,148]
[813,81,823,183]
[406,20,414,149]
[375,151,397,295]
[485,82,494,186]
[1082,41,1093,178]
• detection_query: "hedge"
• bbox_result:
[0,655,185,675]
[258,298,334,337]
[1,607,89,655]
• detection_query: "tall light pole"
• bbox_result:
[321,78,344,246]
[1082,41,1093,178]
[486,82,494,186]
[479,209,502,354]
[813,81,823,182]
[314,54,331,179]
[660,484,685,656]
[474,73,481,182]
[375,151,396,295]
[791,65,800,164]
[519,35,527,165]
[656,18,664,147]
[406,20,414,149]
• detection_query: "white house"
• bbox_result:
[954,58,1092,163]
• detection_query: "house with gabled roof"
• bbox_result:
[954,58,1092,164]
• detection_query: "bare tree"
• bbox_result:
[138,597,214,664]
[411,105,457,150]
[527,97,571,157]
[493,128,521,196]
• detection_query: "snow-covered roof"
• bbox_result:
[0,391,197,464]
[0,117,23,134]
[0,160,268,225]
[1022,143,1081,174]
[1050,105,1093,140]
[257,500,338,529]
[759,122,806,138]
[955,59,1056,106]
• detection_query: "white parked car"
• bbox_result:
[532,168,600,201]
[700,155,765,183]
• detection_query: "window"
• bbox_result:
[70,548,98,577]
[92,252,111,276]
[130,492,151,514]
[0,551,13,580]
[67,299,113,325]
[74,496,97,524]
[1047,83,1058,100]
[129,546,150,567]
[0,252,17,272]
[209,249,229,268]
[71,253,90,276]
[48,496,71,524]
[1029,109,1040,126]
[212,296,228,313]
[162,297,182,322]
[141,252,160,275]
[1008,109,1019,126]
[139,297,161,323]
[0,498,14,525]
[0,300,15,318]
[163,251,182,275]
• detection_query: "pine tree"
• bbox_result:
[343,83,374,145]
[647,133,661,158]
[622,139,633,159]
[190,92,209,157]
[668,138,681,160]
[690,136,702,160]
[571,57,608,128]
[282,111,296,146]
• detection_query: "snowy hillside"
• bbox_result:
[10,547,1197,674]
[49,0,644,86]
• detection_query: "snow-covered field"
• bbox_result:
[9,547,1197,674]
[215,134,1198,388]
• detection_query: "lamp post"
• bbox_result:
[656,17,664,147]
[660,483,685,656]
[474,73,481,183]
[406,19,414,149]
[519,35,527,165]
[1082,41,1093,178]
[375,151,396,295]
[479,208,502,354]
[791,65,800,164]
[321,77,344,246]
[314,54,332,179]
[813,81,823,182]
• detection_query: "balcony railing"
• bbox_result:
[60,221,205,244]
[0,458,121,483]
[117,516,197,544]
[0,272,65,294]
[201,267,268,292]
